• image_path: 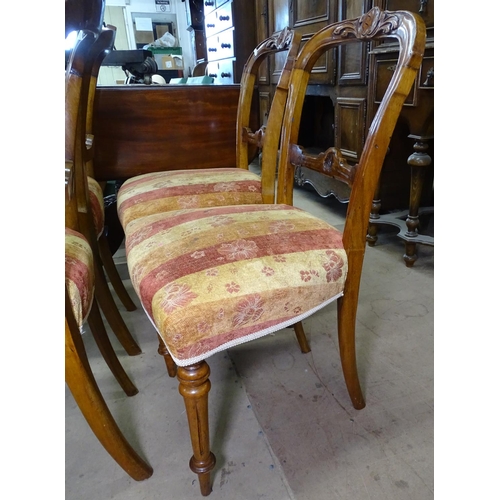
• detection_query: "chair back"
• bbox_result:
[276,7,425,305]
[66,29,97,231]
[236,27,302,203]
[83,25,117,177]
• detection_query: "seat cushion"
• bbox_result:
[124,204,347,366]
[117,168,263,230]
[87,176,105,238]
[65,228,95,327]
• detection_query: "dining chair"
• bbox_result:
[118,8,425,496]
[69,20,142,357]
[65,27,153,481]
[66,26,138,396]
[65,231,152,479]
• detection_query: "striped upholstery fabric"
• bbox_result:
[117,168,263,230]
[87,176,105,238]
[124,204,347,366]
[65,228,95,327]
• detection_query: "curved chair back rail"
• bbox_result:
[236,27,302,203]
[276,10,426,342]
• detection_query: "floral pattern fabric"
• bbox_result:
[117,168,263,230]
[65,228,95,327]
[124,204,348,366]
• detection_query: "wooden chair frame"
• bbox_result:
[82,23,138,313]
[71,26,142,357]
[157,8,426,495]
[65,24,152,481]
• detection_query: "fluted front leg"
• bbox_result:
[177,361,216,496]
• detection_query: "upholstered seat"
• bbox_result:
[65,227,95,327]
[87,176,105,237]
[125,203,346,366]
[118,168,262,230]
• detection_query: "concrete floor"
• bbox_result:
[65,182,434,500]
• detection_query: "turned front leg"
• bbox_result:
[177,361,216,496]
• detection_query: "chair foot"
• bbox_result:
[337,296,366,410]
[293,321,311,353]
[178,361,216,496]
[157,335,178,377]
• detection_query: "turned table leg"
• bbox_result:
[366,181,382,247]
[403,135,432,267]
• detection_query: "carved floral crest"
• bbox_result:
[332,7,401,39]
[264,26,294,51]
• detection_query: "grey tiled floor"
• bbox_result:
[66,181,433,500]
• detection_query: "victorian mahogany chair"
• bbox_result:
[65,27,153,481]
[118,8,425,495]
[66,7,142,357]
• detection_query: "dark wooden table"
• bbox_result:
[93,84,257,182]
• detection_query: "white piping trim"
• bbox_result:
[141,291,343,367]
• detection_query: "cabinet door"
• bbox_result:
[334,0,372,162]
[290,0,332,85]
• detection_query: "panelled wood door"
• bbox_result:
[257,0,372,201]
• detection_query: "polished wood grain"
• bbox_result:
[93,85,258,182]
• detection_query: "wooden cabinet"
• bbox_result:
[186,0,207,65]
[203,0,256,84]
[366,0,434,265]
